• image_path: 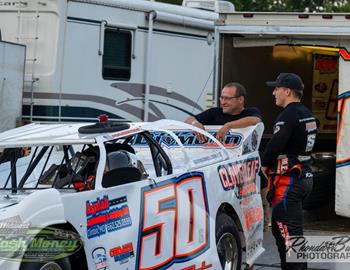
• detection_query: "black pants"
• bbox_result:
[271,170,313,270]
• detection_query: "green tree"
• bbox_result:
[157,0,350,12]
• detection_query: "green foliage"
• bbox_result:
[156,0,350,12]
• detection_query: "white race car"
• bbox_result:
[0,119,264,270]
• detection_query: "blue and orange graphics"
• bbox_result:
[136,172,210,270]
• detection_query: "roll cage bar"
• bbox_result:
[1,130,173,193]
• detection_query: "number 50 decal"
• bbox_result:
[136,172,210,270]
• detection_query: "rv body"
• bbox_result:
[0,39,25,132]
[0,0,218,122]
[215,12,350,218]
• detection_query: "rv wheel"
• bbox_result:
[216,213,242,270]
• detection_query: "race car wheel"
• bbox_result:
[19,258,71,270]
[216,213,242,270]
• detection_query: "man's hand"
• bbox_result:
[215,123,230,143]
[193,122,207,142]
[184,117,207,142]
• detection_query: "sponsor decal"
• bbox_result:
[305,121,317,131]
[217,157,259,199]
[92,247,108,270]
[111,128,141,139]
[278,221,291,253]
[243,206,263,231]
[247,238,263,255]
[273,121,285,134]
[273,125,281,134]
[182,261,212,270]
[314,54,337,74]
[193,152,222,165]
[110,242,134,264]
[136,172,210,270]
[314,82,328,93]
[86,195,132,239]
[312,54,338,132]
[130,131,242,148]
[240,197,253,206]
[0,221,82,263]
[0,216,30,235]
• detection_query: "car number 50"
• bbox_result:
[137,173,209,270]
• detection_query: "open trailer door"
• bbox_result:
[217,12,350,216]
[335,49,350,218]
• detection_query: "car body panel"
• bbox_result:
[0,120,264,269]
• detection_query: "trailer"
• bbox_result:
[215,11,350,218]
[0,39,25,132]
[0,0,219,122]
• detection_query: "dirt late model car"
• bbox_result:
[0,119,264,270]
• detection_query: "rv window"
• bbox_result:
[102,29,132,80]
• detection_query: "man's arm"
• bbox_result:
[261,115,293,167]
[224,116,261,129]
[185,116,200,126]
[184,116,207,142]
[215,116,261,142]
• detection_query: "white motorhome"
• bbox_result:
[0,0,219,122]
[0,39,25,132]
[214,11,350,218]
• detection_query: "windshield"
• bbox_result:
[0,144,99,192]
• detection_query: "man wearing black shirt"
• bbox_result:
[185,82,262,142]
[185,82,262,270]
[262,73,317,270]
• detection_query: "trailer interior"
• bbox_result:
[219,37,339,209]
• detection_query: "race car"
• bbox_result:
[0,119,264,270]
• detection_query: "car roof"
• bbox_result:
[0,122,146,148]
[0,120,205,148]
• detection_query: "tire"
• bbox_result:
[20,258,71,270]
[19,228,75,270]
[216,213,242,270]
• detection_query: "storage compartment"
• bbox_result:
[219,37,338,208]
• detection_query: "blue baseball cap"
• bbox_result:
[266,73,304,91]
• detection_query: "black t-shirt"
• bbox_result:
[261,102,317,167]
[194,107,262,125]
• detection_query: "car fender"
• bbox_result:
[16,189,65,228]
